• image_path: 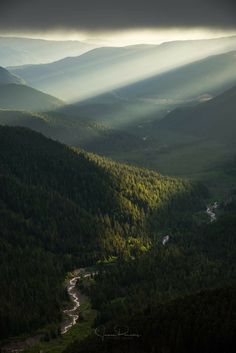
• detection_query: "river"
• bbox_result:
[61,269,82,334]
[206,202,218,222]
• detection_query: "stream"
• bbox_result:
[61,270,81,334]
[206,202,218,222]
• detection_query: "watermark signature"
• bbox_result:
[95,325,141,341]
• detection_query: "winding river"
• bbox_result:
[61,269,95,334]
[61,271,81,334]
[206,202,218,222]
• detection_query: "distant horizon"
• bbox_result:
[1,28,236,46]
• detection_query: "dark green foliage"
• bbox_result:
[65,213,236,353]
[65,286,236,353]
[0,126,205,341]
[0,109,142,155]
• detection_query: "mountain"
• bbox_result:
[114,50,236,101]
[57,50,236,131]
[0,66,24,86]
[0,126,205,341]
[126,84,236,182]
[0,36,95,66]
[0,84,63,111]
[9,36,236,101]
[158,84,236,142]
[75,85,236,197]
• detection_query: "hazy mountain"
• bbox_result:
[63,50,236,129]
[0,66,24,86]
[0,36,95,66]
[159,84,236,142]
[114,50,236,101]
[127,84,236,180]
[9,36,236,101]
[0,84,63,111]
[52,50,236,159]
[78,85,236,192]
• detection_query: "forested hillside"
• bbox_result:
[67,285,236,353]
[0,126,206,341]
[65,210,236,353]
[0,109,143,154]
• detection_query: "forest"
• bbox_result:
[65,205,236,353]
[0,126,207,342]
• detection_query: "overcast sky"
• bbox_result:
[1,0,235,31]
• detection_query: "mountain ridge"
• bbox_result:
[9,36,236,101]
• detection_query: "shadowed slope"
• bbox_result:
[0,66,24,86]
[0,84,64,111]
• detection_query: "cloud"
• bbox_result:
[0,0,236,32]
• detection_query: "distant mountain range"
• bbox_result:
[61,50,236,129]
[9,36,236,101]
[0,36,95,66]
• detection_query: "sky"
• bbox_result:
[0,0,236,45]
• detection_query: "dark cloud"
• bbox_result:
[0,0,235,32]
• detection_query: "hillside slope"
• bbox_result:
[136,85,236,179]
[0,66,24,86]
[65,209,236,353]
[0,126,206,341]
[0,84,63,111]
[83,85,236,186]
[159,84,236,142]
[0,109,143,152]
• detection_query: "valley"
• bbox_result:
[0,31,236,353]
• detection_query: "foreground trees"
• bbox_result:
[0,126,206,341]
